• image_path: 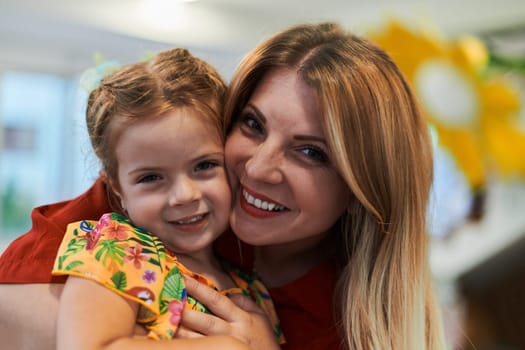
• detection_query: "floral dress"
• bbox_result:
[52,212,284,343]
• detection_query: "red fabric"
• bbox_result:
[215,236,343,349]
[0,178,112,283]
[0,177,343,349]
[272,261,343,350]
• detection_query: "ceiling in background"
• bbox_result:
[1,0,525,77]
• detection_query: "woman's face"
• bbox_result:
[225,67,350,246]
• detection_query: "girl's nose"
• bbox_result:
[244,142,284,184]
[168,176,200,206]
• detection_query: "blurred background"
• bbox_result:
[1,0,524,348]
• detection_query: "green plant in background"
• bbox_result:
[1,179,33,238]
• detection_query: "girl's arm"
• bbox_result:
[57,275,137,350]
[58,276,250,350]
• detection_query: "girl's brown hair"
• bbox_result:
[86,48,227,184]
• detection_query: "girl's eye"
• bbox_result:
[137,174,162,183]
[194,160,219,172]
[300,147,328,164]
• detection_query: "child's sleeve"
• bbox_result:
[52,213,186,340]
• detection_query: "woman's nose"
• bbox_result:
[244,142,284,184]
[168,176,200,206]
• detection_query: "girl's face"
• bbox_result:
[113,108,231,256]
[225,67,350,246]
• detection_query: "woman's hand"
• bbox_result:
[178,276,280,350]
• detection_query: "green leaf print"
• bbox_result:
[129,231,166,272]
[146,256,162,270]
[131,231,155,247]
[111,271,128,291]
[64,260,84,271]
[94,239,126,266]
[67,237,87,253]
[187,295,208,313]
[56,237,87,270]
[159,300,169,315]
[57,255,66,270]
[158,267,184,314]
[160,267,184,300]
[110,212,129,223]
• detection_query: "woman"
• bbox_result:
[0,22,445,349]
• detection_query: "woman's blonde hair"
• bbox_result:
[225,22,445,350]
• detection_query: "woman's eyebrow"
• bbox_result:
[245,103,267,123]
[294,135,327,144]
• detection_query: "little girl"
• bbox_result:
[52,48,282,349]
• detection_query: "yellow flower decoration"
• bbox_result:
[370,20,524,189]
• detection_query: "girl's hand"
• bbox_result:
[179,276,280,350]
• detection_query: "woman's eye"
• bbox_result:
[195,161,219,172]
[137,174,162,183]
[300,147,328,163]
[240,113,263,134]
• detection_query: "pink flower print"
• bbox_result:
[142,270,156,284]
[102,220,130,240]
[99,213,111,226]
[123,245,149,269]
[168,300,184,325]
[85,227,101,250]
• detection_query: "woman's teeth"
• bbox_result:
[243,190,286,211]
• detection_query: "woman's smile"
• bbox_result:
[240,187,289,218]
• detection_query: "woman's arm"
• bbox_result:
[179,276,281,350]
[0,282,248,350]
[0,283,63,350]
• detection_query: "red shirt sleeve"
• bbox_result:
[0,178,112,283]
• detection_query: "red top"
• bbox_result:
[0,178,342,350]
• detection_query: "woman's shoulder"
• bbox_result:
[0,178,111,283]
